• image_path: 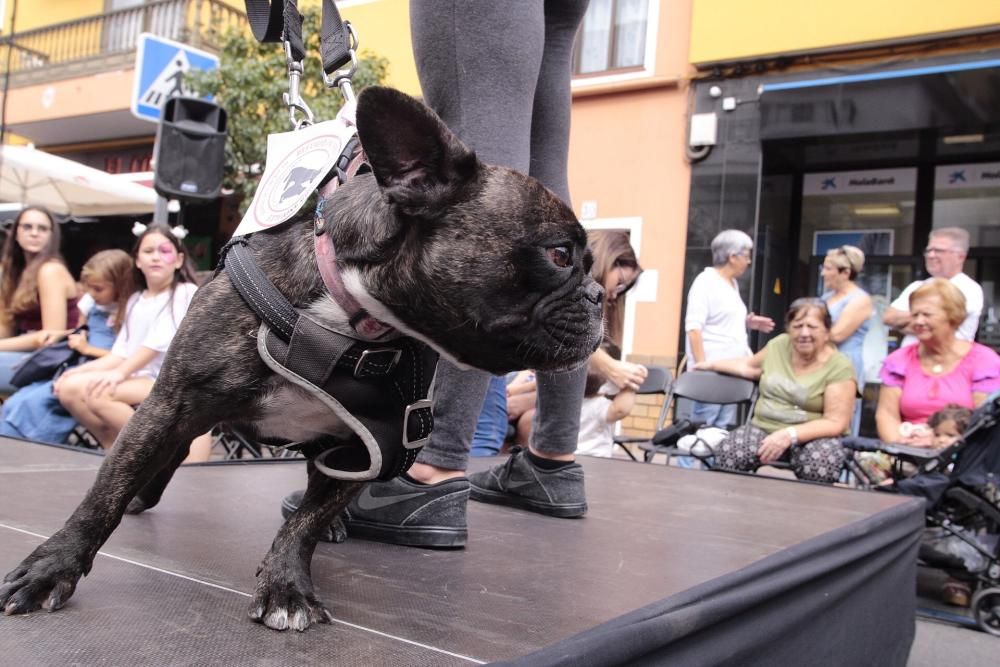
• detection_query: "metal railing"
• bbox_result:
[0,0,244,76]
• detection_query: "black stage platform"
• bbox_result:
[0,438,925,665]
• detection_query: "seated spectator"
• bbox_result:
[883,227,983,346]
[54,224,199,450]
[0,207,80,393]
[876,278,1000,447]
[575,368,637,458]
[469,375,509,457]
[0,249,133,444]
[857,404,974,486]
[696,298,856,484]
[505,370,537,448]
[472,231,648,453]
[929,404,972,450]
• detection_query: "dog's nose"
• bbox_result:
[585,280,603,305]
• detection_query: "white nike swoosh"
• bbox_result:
[354,488,427,511]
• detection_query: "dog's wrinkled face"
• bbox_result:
[330,88,603,375]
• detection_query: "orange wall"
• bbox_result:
[11,0,104,32]
[568,0,693,361]
[569,87,691,359]
[5,70,135,125]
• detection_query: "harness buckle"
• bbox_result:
[353,348,402,379]
[403,399,433,449]
[282,41,314,129]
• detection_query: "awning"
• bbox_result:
[0,145,157,217]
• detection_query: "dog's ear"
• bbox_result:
[356,87,478,215]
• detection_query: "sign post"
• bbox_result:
[131,33,221,223]
[130,33,219,124]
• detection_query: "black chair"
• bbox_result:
[638,370,757,465]
[612,364,673,461]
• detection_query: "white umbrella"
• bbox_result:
[0,145,158,217]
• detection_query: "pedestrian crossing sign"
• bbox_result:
[131,33,219,123]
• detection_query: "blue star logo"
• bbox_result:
[948,170,966,184]
[821,178,836,190]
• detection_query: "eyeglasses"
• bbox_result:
[19,223,52,234]
[923,247,957,256]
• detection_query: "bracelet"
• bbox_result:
[785,427,798,446]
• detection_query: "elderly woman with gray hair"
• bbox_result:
[683,230,774,432]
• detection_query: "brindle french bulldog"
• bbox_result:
[0,87,602,632]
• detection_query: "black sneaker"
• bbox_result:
[468,448,587,518]
[281,475,469,548]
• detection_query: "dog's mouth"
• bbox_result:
[456,280,604,373]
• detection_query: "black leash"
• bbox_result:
[243,0,353,79]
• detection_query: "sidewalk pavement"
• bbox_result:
[910,619,996,665]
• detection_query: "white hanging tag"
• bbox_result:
[232,100,358,237]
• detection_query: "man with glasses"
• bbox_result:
[883,227,983,347]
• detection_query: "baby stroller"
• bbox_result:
[842,394,1000,635]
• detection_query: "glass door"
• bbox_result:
[800,168,919,383]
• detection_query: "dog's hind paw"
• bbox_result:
[248,579,333,632]
[125,496,150,515]
[330,515,348,543]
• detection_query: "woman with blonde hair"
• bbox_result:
[0,207,80,392]
[876,278,1000,447]
[820,245,872,433]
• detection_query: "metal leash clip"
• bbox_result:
[283,40,315,129]
[321,21,359,105]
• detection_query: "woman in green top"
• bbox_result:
[696,298,856,483]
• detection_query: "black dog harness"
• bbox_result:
[218,230,437,482]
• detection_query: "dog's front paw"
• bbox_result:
[0,543,87,615]
[249,559,332,632]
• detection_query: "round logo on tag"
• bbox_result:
[252,134,343,228]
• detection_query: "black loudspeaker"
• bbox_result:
[153,97,227,202]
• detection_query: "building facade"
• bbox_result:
[684,1,1000,429]
[0,1,694,435]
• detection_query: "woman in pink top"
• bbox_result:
[877,278,1000,447]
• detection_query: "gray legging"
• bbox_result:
[410,0,591,470]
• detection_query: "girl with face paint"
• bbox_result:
[55,224,201,451]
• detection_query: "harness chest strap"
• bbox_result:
[220,238,436,481]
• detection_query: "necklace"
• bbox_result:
[931,363,944,375]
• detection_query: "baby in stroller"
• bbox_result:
[843,394,1000,635]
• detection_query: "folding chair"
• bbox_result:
[637,370,757,465]
[612,365,673,461]
[210,424,303,460]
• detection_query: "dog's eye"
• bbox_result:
[546,246,571,268]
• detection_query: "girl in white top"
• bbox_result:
[576,368,637,458]
[55,223,199,450]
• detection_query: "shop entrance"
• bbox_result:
[754,129,1000,434]
[757,128,1000,352]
